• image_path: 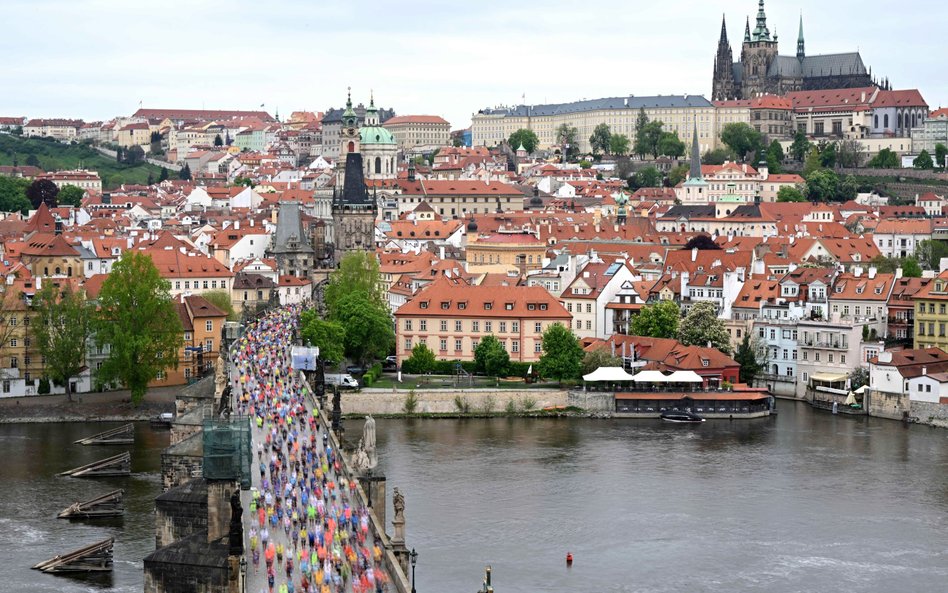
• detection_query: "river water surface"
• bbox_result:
[2,403,947,593]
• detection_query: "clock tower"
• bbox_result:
[336,87,361,187]
[331,88,377,265]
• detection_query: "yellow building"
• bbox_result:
[382,115,451,153]
[466,231,546,273]
[913,271,948,350]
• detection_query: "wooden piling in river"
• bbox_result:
[58,452,131,477]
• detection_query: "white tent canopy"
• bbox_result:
[583,367,636,382]
[666,370,704,383]
[632,370,672,383]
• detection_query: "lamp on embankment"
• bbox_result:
[410,548,418,593]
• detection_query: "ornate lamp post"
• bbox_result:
[410,548,418,593]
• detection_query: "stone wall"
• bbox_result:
[161,431,204,491]
[346,388,567,415]
[866,388,910,420]
[155,479,208,548]
[910,400,948,428]
[567,390,613,412]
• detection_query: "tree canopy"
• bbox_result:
[26,178,59,209]
[630,300,680,339]
[582,349,622,375]
[790,129,811,162]
[701,148,734,165]
[935,143,947,169]
[720,123,763,162]
[734,335,766,385]
[324,251,385,315]
[628,166,662,190]
[474,335,509,378]
[589,123,612,155]
[777,185,806,202]
[0,176,32,214]
[658,131,686,158]
[32,282,91,401]
[634,120,666,159]
[537,323,584,383]
[555,123,579,160]
[914,149,934,170]
[667,164,690,186]
[201,289,237,321]
[331,290,394,366]
[93,251,183,404]
[609,133,631,156]
[678,301,731,354]
[58,184,84,207]
[508,129,539,154]
[299,313,346,364]
[682,235,721,250]
[179,162,192,180]
[868,148,899,169]
[404,342,436,374]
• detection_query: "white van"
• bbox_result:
[324,373,360,390]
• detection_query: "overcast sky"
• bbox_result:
[2,0,945,129]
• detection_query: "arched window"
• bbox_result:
[67,266,72,277]
[347,141,355,153]
[884,114,890,128]
[912,113,917,128]
[55,267,61,275]
[874,115,879,128]
[375,157,381,174]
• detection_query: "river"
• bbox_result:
[1,403,946,593]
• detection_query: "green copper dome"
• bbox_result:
[360,125,395,145]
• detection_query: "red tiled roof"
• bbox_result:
[395,280,570,319]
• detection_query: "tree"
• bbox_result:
[818,141,837,168]
[868,148,899,169]
[634,107,649,147]
[93,251,183,404]
[902,257,923,278]
[935,143,947,169]
[555,123,579,160]
[667,164,690,186]
[916,239,948,271]
[57,184,84,207]
[331,290,394,366]
[701,148,733,165]
[777,185,806,202]
[765,139,784,174]
[158,167,169,182]
[25,178,59,209]
[123,145,145,165]
[324,251,385,315]
[474,335,510,378]
[802,147,823,178]
[147,173,155,186]
[582,348,622,375]
[734,335,766,385]
[657,131,686,158]
[25,154,41,168]
[682,235,721,250]
[635,120,665,158]
[201,289,237,321]
[0,176,31,214]
[720,123,763,162]
[404,342,436,374]
[630,300,680,339]
[628,166,661,190]
[508,129,539,154]
[838,174,858,202]
[537,323,584,383]
[805,169,840,202]
[179,163,192,181]
[609,133,631,156]
[32,282,91,402]
[214,134,224,147]
[790,129,811,162]
[837,138,864,168]
[589,123,612,155]
[914,149,934,170]
[678,301,731,354]
[116,146,124,163]
[849,367,869,391]
[299,314,346,364]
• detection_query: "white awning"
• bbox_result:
[632,370,672,383]
[583,367,636,382]
[666,370,704,383]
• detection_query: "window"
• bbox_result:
[499,322,507,333]
[472,321,479,332]
[8,317,16,327]
[828,354,834,363]
[205,339,213,352]
[576,320,582,329]
[512,340,519,353]
[505,303,514,310]
[484,302,492,310]
[184,368,192,379]
[156,370,166,380]
[512,322,519,333]
[535,342,542,353]
[440,320,447,331]
[205,320,213,332]
[586,303,592,313]
[485,321,492,332]
[802,372,809,383]
[585,320,591,330]
[439,339,447,351]
[1,381,8,394]
[815,352,821,362]
[420,320,427,331]
[841,355,846,365]
[472,340,479,350]
[404,338,412,351]
[567,303,573,312]
[455,320,462,332]
[9,339,16,348]
[9,357,17,368]
[405,320,413,331]
[420,301,429,309]
[535,322,542,333]
[455,339,462,352]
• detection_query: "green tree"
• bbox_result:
[32,282,92,402]
[629,166,662,190]
[405,342,436,374]
[508,128,539,154]
[332,290,394,366]
[0,176,31,214]
[630,300,680,339]
[25,154,41,168]
[179,162,192,180]
[678,301,731,354]
[582,348,622,375]
[555,123,579,160]
[916,239,948,271]
[914,149,934,170]
[838,174,858,202]
[201,289,236,321]
[667,164,690,186]
[324,251,385,315]
[682,235,721,250]
[790,129,811,162]
[658,131,686,158]
[818,141,837,168]
[25,178,59,209]
[777,185,806,202]
[57,184,84,207]
[701,148,733,165]
[868,148,899,168]
[214,134,224,147]
[765,139,784,174]
[634,107,649,149]
[734,334,766,385]
[124,145,145,165]
[158,167,169,182]
[935,143,947,169]
[474,335,509,378]
[589,123,612,155]
[805,169,840,202]
[147,173,154,186]
[802,147,823,178]
[93,251,183,404]
[609,133,631,156]
[299,313,346,364]
[836,138,864,168]
[635,120,665,158]
[537,323,584,383]
[902,257,922,278]
[720,123,763,162]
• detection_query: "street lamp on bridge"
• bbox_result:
[410,548,418,593]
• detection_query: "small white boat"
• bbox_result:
[660,410,706,423]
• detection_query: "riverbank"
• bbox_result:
[343,387,568,415]
[0,386,177,423]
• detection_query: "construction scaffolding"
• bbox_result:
[202,416,252,489]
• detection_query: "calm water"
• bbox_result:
[2,405,947,593]
[373,403,948,593]
[0,422,168,593]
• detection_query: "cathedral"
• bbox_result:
[331,89,378,264]
[712,1,875,101]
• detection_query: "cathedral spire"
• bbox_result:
[719,14,728,44]
[689,117,702,182]
[744,16,751,43]
[797,12,805,59]
[753,0,771,41]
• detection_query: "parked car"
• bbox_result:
[382,356,397,370]
[346,365,367,375]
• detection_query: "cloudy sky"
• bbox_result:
[2,0,945,128]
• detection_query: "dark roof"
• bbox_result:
[233,272,277,289]
[337,153,373,206]
[156,477,208,505]
[322,105,395,125]
[479,95,713,117]
[768,56,803,77]
[272,202,314,254]
[143,531,230,568]
[662,205,715,219]
[801,53,867,78]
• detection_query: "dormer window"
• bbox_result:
[458,302,467,310]
[441,301,450,310]
[527,303,536,310]
[419,301,429,309]
[484,302,492,310]
[505,303,514,310]
[540,303,548,310]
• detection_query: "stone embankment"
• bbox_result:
[0,387,176,423]
[348,388,568,415]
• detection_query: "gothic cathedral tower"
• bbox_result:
[331,88,377,265]
[712,15,737,101]
[741,0,778,97]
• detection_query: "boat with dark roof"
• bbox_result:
[660,409,706,423]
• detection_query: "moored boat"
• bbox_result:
[660,409,705,423]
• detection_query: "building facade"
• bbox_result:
[383,115,451,153]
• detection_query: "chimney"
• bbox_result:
[234,220,239,230]
[922,366,927,376]
[691,247,698,262]
[439,245,445,260]
[854,266,863,277]
[896,267,903,279]
[868,267,877,279]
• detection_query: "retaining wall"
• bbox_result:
[910,400,948,428]
[346,388,567,415]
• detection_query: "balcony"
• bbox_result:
[756,373,797,383]
[803,340,848,350]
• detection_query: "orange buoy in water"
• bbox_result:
[566,553,573,565]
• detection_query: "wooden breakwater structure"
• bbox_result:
[58,489,125,519]
[32,537,114,573]
[74,424,135,445]
[58,451,131,477]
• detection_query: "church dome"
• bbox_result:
[467,219,478,231]
[360,125,395,145]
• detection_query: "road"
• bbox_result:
[231,307,392,593]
